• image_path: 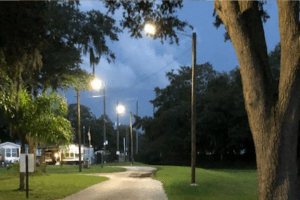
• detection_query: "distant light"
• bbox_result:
[116,104,125,114]
[91,78,102,90]
[54,153,58,158]
[145,23,155,35]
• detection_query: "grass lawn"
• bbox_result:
[0,164,126,200]
[153,166,258,200]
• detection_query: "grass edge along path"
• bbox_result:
[0,164,126,200]
[152,166,258,200]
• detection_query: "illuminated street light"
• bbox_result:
[91,77,106,168]
[91,78,102,91]
[116,104,125,114]
[116,102,125,159]
[145,23,197,185]
[144,23,155,35]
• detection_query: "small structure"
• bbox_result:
[0,142,21,166]
[42,144,94,165]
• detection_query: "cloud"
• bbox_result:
[79,1,194,91]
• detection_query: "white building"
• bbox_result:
[0,142,94,165]
[0,142,21,164]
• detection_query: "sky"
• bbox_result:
[62,1,280,126]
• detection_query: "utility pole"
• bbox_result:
[130,112,134,165]
[136,101,138,154]
[116,101,119,157]
[103,87,106,152]
[77,91,82,172]
[191,32,197,185]
[126,126,129,161]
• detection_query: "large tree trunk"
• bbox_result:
[214,1,300,199]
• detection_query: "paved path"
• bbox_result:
[61,166,168,200]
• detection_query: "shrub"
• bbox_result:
[6,162,20,174]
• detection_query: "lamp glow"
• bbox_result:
[116,105,125,114]
[144,23,156,35]
[91,78,102,90]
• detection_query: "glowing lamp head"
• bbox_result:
[91,78,102,90]
[144,23,156,35]
[54,153,58,158]
[116,105,125,114]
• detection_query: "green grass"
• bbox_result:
[46,164,127,174]
[152,166,258,200]
[0,173,108,200]
[1,163,259,200]
[0,164,126,200]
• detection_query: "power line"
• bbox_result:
[129,46,192,89]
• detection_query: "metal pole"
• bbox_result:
[123,137,125,153]
[136,101,138,154]
[126,126,129,161]
[103,87,106,152]
[130,112,134,165]
[103,87,106,166]
[191,32,197,185]
[77,91,82,172]
[117,101,119,155]
[26,155,28,199]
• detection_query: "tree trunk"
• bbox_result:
[26,135,38,172]
[214,1,300,199]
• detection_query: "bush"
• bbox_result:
[6,162,20,174]
[39,163,47,173]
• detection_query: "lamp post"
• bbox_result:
[145,24,197,185]
[136,101,138,155]
[130,112,134,165]
[116,103,125,160]
[77,91,82,172]
[90,77,106,167]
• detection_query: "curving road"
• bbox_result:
[61,166,168,200]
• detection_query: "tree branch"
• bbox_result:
[277,1,300,120]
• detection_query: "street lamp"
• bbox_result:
[144,23,156,35]
[91,78,102,91]
[116,103,125,153]
[145,23,197,185]
[116,102,125,161]
[90,77,106,167]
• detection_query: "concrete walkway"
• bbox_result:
[61,166,168,200]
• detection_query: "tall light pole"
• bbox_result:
[136,101,138,155]
[116,101,119,155]
[191,32,197,185]
[91,77,105,166]
[145,23,197,185]
[103,86,106,155]
[116,103,125,160]
[77,91,82,172]
[130,112,134,165]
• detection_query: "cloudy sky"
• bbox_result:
[63,1,280,126]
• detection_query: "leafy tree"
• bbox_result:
[31,1,122,93]
[0,87,73,169]
[135,63,216,165]
[107,1,300,198]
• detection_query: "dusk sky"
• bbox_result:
[62,1,280,127]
